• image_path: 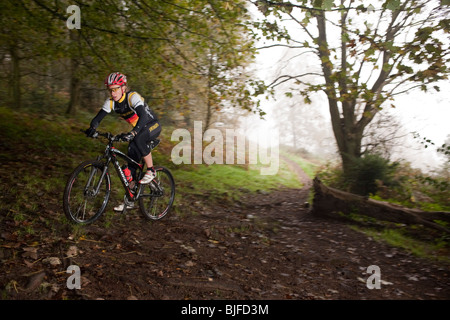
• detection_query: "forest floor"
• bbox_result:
[1,152,449,302]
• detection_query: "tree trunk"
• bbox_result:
[66,58,81,115]
[338,127,364,178]
[66,31,81,115]
[315,11,368,179]
[290,106,297,149]
[10,43,21,109]
[204,54,215,133]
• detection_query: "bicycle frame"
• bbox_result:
[64,130,174,224]
[98,134,144,201]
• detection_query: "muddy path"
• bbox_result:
[1,156,449,301]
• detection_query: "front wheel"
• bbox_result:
[63,160,111,224]
[138,166,175,220]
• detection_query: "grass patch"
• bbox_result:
[351,226,450,263]
[280,150,319,179]
[370,194,450,213]
[342,211,450,263]
[173,158,302,202]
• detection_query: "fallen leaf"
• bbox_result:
[43,257,62,267]
[24,271,46,292]
[66,245,78,257]
[22,247,38,260]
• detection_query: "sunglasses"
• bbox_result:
[108,87,122,93]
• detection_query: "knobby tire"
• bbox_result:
[138,166,175,220]
[63,160,111,224]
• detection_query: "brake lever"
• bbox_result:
[80,129,99,139]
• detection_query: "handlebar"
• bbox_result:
[80,129,124,142]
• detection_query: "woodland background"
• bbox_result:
[1,0,449,234]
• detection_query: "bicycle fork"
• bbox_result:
[85,162,109,197]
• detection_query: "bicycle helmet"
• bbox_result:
[105,72,127,87]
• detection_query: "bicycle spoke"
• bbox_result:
[81,200,88,221]
[63,160,110,224]
[151,198,159,216]
[74,201,85,221]
[138,167,175,221]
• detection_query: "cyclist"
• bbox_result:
[85,72,161,211]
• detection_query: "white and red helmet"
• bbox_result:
[104,72,127,87]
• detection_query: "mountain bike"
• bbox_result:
[63,130,175,224]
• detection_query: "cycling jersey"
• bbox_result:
[89,90,161,180]
[90,91,158,133]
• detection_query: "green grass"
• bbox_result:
[279,149,319,178]
[174,160,301,202]
[340,210,450,263]
[351,226,450,263]
[370,194,450,213]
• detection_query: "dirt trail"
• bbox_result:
[1,158,449,300]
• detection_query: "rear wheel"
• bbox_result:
[138,166,175,220]
[63,160,111,224]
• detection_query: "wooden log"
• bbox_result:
[311,177,450,234]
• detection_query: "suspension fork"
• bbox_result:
[85,160,110,196]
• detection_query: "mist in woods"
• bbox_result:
[1,0,449,173]
[244,1,450,173]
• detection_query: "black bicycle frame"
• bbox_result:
[104,145,144,201]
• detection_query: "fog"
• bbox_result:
[243,43,449,173]
[243,3,449,173]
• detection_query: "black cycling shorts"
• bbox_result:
[128,121,161,164]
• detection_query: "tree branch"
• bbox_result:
[268,73,323,88]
